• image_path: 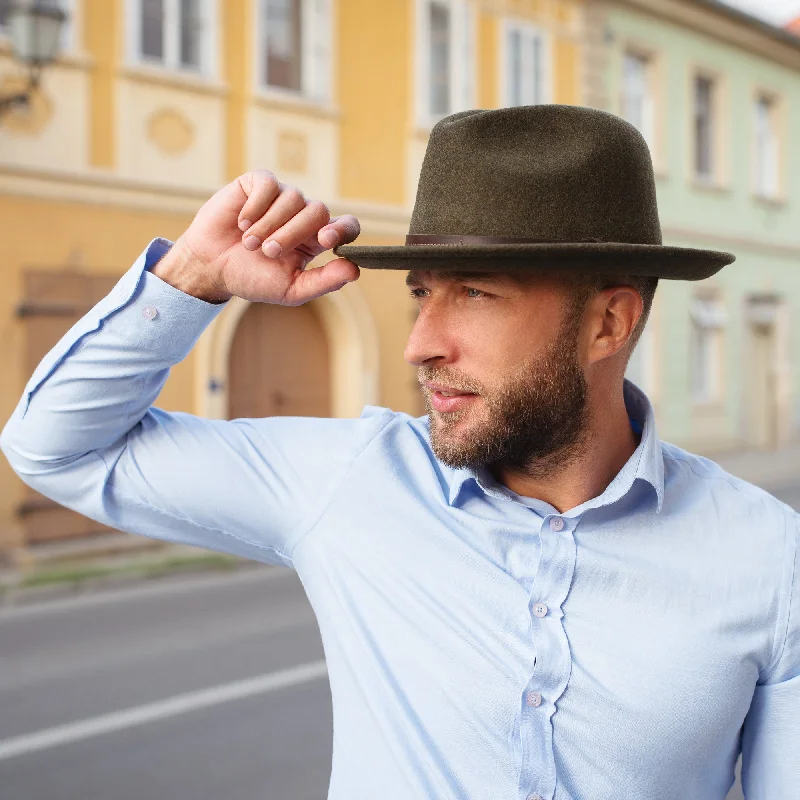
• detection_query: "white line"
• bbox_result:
[0,660,328,762]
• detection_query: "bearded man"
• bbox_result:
[2,106,798,800]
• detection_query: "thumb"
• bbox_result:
[284,258,360,305]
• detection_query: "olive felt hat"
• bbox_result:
[334,105,735,280]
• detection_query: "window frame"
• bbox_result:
[415,0,477,129]
[126,0,217,78]
[751,88,783,202]
[254,0,334,106]
[688,66,728,190]
[498,16,551,110]
[619,47,657,156]
[689,295,727,406]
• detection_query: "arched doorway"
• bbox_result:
[227,301,331,419]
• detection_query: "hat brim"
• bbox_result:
[333,242,735,281]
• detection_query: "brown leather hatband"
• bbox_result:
[404,234,605,246]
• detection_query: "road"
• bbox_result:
[3,477,797,799]
[0,568,333,800]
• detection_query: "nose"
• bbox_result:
[404,301,453,367]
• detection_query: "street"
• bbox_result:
[2,476,797,799]
[0,568,332,800]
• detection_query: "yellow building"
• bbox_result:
[0,0,583,558]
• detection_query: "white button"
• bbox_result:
[527,794,543,800]
[549,516,564,531]
[142,305,158,320]
[533,602,548,618]
[526,690,543,707]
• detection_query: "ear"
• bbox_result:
[584,286,643,366]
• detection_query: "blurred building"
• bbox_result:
[0,0,584,556]
[587,0,800,454]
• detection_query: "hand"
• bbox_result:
[152,170,361,305]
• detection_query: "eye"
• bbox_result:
[408,287,427,299]
[465,287,488,298]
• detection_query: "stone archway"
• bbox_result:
[194,277,380,420]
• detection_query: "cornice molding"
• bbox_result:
[613,0,800,71]
[663,225,800,259]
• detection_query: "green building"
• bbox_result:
[585,0,800,454]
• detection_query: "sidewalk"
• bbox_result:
[0,536,260,607]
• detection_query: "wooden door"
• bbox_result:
[228,301,331,420]
[18,269,121,543]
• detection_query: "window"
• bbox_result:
[129,0,214,75]
[621,51,654,153]
[693,74,715,182]
[754,93,779,199]
[502,20,547,108]
[690,297,726,404]
[418,0,475,125]
[258,0,331,102]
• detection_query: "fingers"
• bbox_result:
[236,170,281,231]
[317,215,361,249]
[284,258,361,306]
[234,171,360,265]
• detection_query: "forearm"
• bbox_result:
[0,239,228,471]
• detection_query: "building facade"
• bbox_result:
[0,0,583,556]
[585,0,800,454]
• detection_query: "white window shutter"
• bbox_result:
[460,1,476,110]
[308,0,332,102]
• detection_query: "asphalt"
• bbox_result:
[0,568,333,800]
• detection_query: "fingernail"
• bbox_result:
[320,228,339,248]
[238,218,252,232]
[243,235,261,250]
[262,240,282,258]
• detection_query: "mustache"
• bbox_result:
[418,367,483,395]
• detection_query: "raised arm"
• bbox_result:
[0,171,386,567]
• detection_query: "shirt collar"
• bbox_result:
[445,379,665,513]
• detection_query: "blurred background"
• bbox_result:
[0,1,798,798]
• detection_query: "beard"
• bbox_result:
[420,319,590,479]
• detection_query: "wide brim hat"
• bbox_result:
[335,105,735,280]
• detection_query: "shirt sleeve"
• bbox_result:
[740,509,800,798]
[0,238,395,568]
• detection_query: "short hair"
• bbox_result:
[561,272,659,352]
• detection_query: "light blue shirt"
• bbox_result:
[2,239,798,800]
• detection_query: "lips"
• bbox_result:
[423,382,478,413]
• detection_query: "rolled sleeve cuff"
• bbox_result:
[21,237,230,417]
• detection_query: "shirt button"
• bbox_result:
[549,516,564,531]
[526,690,543,707]
[142,305,158,320]
[533,602,548,618]
[527,794,544,800]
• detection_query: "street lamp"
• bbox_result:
[0,1,68,116]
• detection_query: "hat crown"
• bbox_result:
[409,105,663,246]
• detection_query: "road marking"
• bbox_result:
[0,659,328,762]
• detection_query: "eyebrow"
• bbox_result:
[405,270,511,287]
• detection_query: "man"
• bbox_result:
[1,106,798,799]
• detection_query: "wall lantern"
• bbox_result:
[0,1,68,116]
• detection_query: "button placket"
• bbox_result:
[517,515,578,800]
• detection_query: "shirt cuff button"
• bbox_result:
[142,306,158,320]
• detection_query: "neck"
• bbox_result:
[490,384,640,513]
